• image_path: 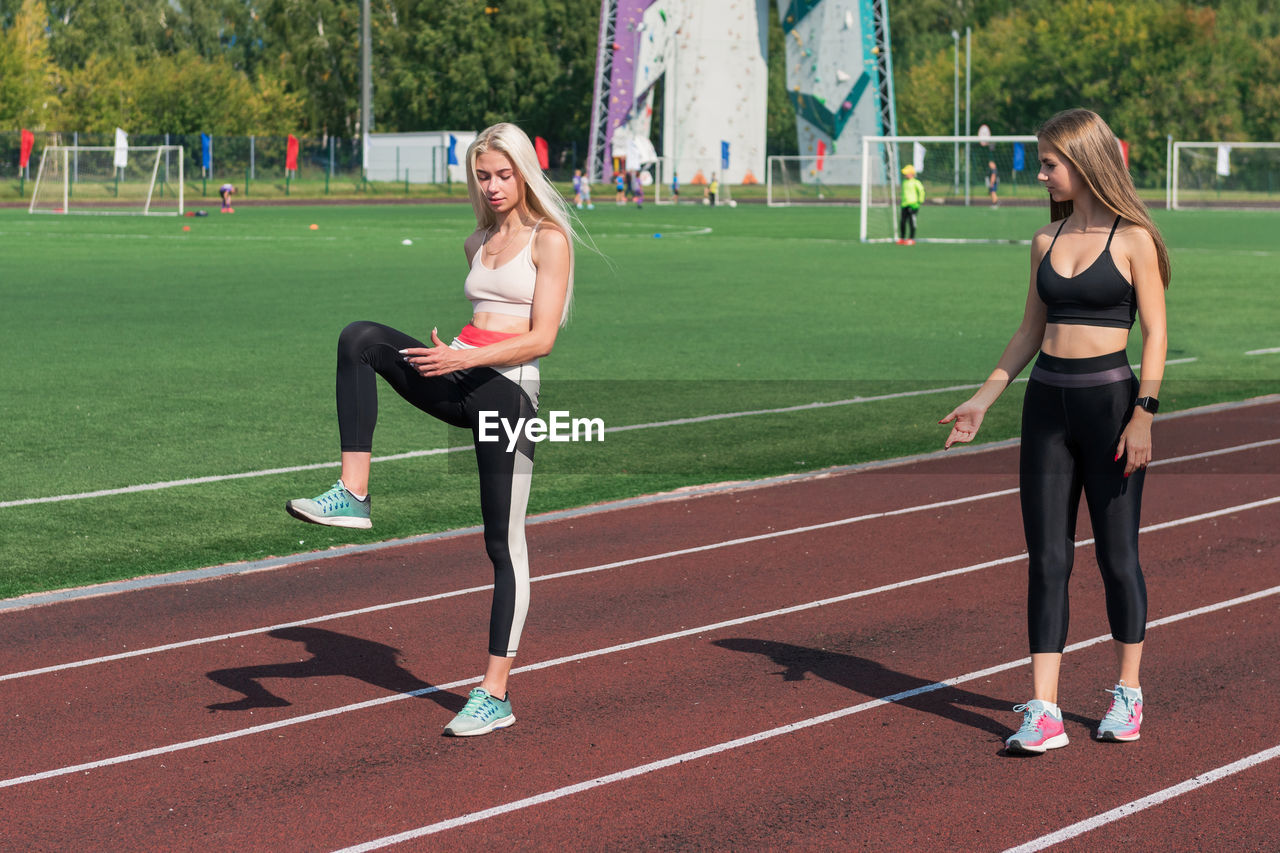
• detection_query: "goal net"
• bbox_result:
[767,155,863,206]
[29,145,184,215]
[859,135,1040,243]
[1170,142,1280,210]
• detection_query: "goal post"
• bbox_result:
[1169,141,1280,210]
[766,155,863,206]
[29,145,184,215]
[860,134,1039,243]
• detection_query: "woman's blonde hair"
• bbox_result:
[465,123,577,325]
[1038,109,1171,288]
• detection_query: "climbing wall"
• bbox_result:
[778,0,890,184]
[610,0,769,187]
[594,0,890,186]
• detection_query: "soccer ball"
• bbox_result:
[728,200,737,208]
[702,197,710,205]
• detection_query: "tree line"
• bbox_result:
[2,0,1278,179]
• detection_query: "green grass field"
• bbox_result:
[1,201,1276,598]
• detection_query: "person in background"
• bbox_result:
[987,160,1000,207]
[898,165,924,245]
[219,182,236,213]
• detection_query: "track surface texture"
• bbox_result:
[2,398,1278,852]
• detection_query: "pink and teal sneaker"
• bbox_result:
[1097,683,1143,742]
[1005,699,1069,754]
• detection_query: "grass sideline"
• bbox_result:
[1,202,1277,598]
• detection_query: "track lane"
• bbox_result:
[1,464,1272,780]
[2,497,1275,850]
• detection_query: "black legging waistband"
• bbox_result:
[1030,350,1132,388]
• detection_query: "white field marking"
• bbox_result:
[2,498,1277,791]
[332,584,1280,852]
[0,359,1220,509]
[1002,743,1280,853]
[4,436,1277,682]
[0,384,986,509]
[1245,347,1280,355]
[0,230,340,243]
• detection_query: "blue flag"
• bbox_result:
[1012,142,1025,172]
[447,134,458,166]
[720,141,730,169]
[201,133,212,172]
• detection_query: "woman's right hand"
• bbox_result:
[939,399,987,449]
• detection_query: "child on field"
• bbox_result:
[898,166,924,244]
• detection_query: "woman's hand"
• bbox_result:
[400,329,469,377]
[939,398,987,449]
[1115,409,1154,477]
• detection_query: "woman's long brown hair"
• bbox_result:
[1038,109,1171,288]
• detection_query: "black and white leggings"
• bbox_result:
[1020,350,1147,654]
[336,320,539,658]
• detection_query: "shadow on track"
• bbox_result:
[713,637,1094,743]
[206,626,461,713]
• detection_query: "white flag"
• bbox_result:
[913,142,926,175]
[114,128,129,169]
[1216,145,1231,177]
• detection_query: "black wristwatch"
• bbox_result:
[1134,396,1160,415]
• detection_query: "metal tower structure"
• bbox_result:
[586,0,620,183]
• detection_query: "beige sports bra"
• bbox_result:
[463,220,540,319]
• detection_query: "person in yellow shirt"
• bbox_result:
[898,165,925,245]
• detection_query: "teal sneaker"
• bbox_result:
[1097,683,1143,742]
[443,688,515,737]
[1005,699,1069,754]
[285,481,371,529]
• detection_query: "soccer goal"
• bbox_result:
[1169,142,1280,210]
[29,145,184,215]
[859,134,1039,243]
[766,155,863,206]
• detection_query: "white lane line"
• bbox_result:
[1002,743,1280,852]
[1245,347,1280,356]
[0,487,1018,682]
[5,435,1278,682]
[2,497,1276,791]
[330,584,1280,852]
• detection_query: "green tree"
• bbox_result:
[0,0,59,128]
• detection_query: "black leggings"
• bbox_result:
[1020,350,1147,654]
[336,320,539,658]
[899,206,917,239]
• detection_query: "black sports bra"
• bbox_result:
[1036,216,1136,329]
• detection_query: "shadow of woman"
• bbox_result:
[207,626,460,713]
[713,637,1093,746]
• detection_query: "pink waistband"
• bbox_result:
[456,323,521,347]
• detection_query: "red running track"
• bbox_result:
[1,398,1278,851]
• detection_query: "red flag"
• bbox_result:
[1117,139,1129,169]
[19,129,35,169]
[286,134,299,172]
[815,140,826,172]
[534,136,550,170]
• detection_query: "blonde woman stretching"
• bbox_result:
[287,123,576,737]
[940,109,1169,754]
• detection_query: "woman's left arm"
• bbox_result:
[406,227,571,376]
[1116,227,1167,476]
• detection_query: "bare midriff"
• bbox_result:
[1041,323,1129,359]
[470,312,532,335]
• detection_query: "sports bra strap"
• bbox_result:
[1048,218,1067,250]
[1104,215,1121,249]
